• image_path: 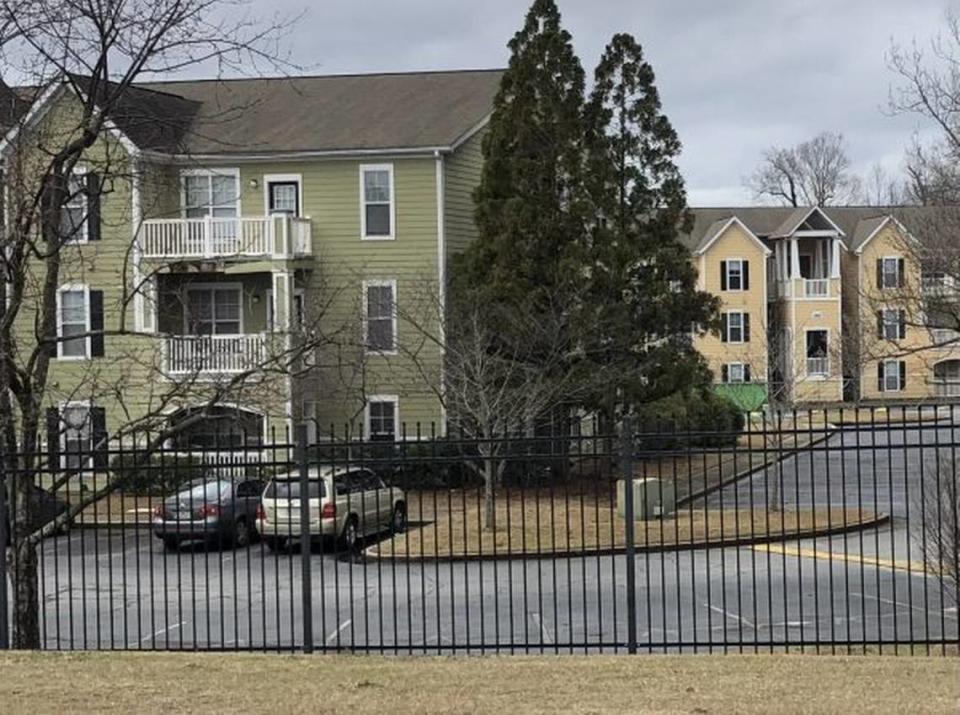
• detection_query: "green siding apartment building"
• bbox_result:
[1,71,501,451]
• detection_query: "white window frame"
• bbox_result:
[57,283,91,360]
[365,395,399,440]
[725,258,744,291]
[883,359,903,392]
[882,308,901,341]
[359,163,396,241]
[180,168,241,219]
[725,311,745,343]
[362,279,397,355]
[59,400,93,471]
[61,166,89,244]
[263,173,303,217]
[881,256,901,290]
[805,328,830,377]
[182,282,245,336]
[726,362,746,384]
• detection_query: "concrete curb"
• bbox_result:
[362,511,890,564]
[674,426,838,509]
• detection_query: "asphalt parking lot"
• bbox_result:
[28,420,960,653]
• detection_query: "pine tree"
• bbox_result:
[451,0,587,310]
[582,33,719,418]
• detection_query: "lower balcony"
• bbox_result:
[142,215,312,261]
[163,334,268,378]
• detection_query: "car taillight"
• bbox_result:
[196,503,220,519]
[255,504,265,521]
[321,502,336,519]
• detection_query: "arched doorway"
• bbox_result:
[167,405,265,450]
[933,360,960,397]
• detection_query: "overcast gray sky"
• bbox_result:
[253,1,951,205]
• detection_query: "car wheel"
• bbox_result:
[264,536,286,553]
[340,516,359,552]
[233,518,251,548]
[390,502,406,534]
[162,536,180,551]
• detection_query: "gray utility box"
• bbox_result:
[616,478,676,520]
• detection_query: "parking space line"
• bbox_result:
[706,604,755,630]
[529,612,553,645]
[752,543,929,575]
[137,621,184,645]
[849,592,958,620]
[325,619,352,645]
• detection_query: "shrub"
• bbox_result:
[634,390,745,450]
[110,453,208,496]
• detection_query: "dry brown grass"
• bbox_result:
[0,651,955,714]
[367,489,879,560]
[68,493,160,526]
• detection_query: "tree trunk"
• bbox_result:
[483,457,495,531]
[10,539,39,648]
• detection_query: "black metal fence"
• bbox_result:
[0,405,958,654]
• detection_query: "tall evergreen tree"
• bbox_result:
[451,0,587,310]
[582,33,719,418]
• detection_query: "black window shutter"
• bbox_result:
[899,309,907,340]
[720,261,727,291]
[899,361,907,391]
[91,407,108,470]
[46,407,60,464]
[877,361,885,392]
[877,311,884,339]
[89,290,104,357]
[876,259,883,288]
[721,313,728,343]
[743,313,751,342]
[85,173,101,241]
[743,261,750,290]
[721,364,729,383]
[897,258,905,287]
[744,364,752,383]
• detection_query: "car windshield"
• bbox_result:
[264,479,325,499]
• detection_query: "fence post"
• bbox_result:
[0,446,7,651]
[620,416,637,654]
[298,430,314,654]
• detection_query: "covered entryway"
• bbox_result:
[933,360,960,397]
[167,405,265,450]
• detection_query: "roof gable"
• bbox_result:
[696,215,771,256]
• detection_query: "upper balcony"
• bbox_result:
[768,234,842,302]
[141,215,312,261]
[772,276,842,300]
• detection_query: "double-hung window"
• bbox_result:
[186,286,241,335]
[183,171,239,219]
[880,309,905,341]
[722,311,749,343]
[360,164,395,239]
[364,280,396,353]
[724,362,750,384]
[59,287,89,358]
[879,257,903,289]
[879,359,906,392]
[367,397,398,441]
[722,259,747,291]
[60,173,88,243]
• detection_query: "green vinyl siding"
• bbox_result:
[444,128,485,258]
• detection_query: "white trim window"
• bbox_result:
[880,359,906,393]
[182,169,240,219]
[880,256,902,290]
[264,173,302,216]
[881,308,904,341]
[60,171,88,243]
[724,259,745,291]
[58,285,89,359]
[366,396,398,441]
[722,311,748,343]
[363,280,397,353]
[185,284,242,335]
[360,164,395,239]
[724,362,748,384]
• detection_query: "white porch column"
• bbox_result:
[790,236,801,278]
[831,238,841,278]
[271,269,294,333]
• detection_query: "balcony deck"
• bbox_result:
[163,333,268,378]
[142,216,312,261]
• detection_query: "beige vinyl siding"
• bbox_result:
[444,128,485,258]
[693,223,769,386]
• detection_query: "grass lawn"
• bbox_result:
[0,651,955,714]
[367,490,879,559]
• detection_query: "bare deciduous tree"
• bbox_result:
[746,132,861,207]
[916,451,960,607]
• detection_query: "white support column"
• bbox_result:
[790,236,801,279]
[271,269,294,333]
[831,238,841,278]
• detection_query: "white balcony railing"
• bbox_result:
[806,357,829,376]
[163,334,267,377]
[141,215,312,260]
[803,278,830,297]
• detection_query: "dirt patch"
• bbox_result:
[366,489,881,560]
[0,652,955,714]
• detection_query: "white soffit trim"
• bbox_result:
[697,216,771,257]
